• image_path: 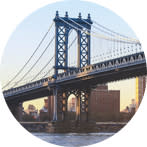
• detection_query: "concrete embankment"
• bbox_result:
[20,121,127,133]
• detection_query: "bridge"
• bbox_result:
[2,11,146,123]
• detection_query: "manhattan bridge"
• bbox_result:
[2,11,146,122]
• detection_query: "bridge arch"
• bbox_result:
[53,11,93,76]
[67,94,78,120]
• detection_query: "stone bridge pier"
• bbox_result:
[7,102,23,121]
[48,86,91,122]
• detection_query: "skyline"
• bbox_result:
[23,78,136,111]
[0,0,143,111]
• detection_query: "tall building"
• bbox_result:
[39,99,49,121]
[136,76,146,109]
[24,104,38,119]
[89,84,120,121]
[40,99,48,112]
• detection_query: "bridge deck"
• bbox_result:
[3,52,146,103]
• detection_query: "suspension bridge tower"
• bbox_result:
[53,11,93,77]
[50,11,93,122]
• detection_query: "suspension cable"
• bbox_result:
[68,36,77,49]
[13,36,55,87]
[82,18,128,39]
[93,20,129,38]
[33,30,74,81]
[59,17,139,44]
[2,22,54,89]
[30,56,54,82]
[93,20,139,42]
[29,32,77,81]
[80,18,116,37]
[41,68,54,79]
[71,17,139,43]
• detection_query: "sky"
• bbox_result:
[0,0,140,111]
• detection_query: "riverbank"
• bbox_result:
[20,121,127,133]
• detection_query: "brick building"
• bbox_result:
[88,85,120,121]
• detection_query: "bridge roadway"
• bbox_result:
[3,52,146,103]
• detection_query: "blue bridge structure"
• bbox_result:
[2,11,146,122]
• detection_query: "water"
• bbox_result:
[32,132,115,146]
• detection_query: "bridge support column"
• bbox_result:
[48,95,54,121]
[51,88,65,121]
[79,89,90,121]
[57,92,65,121]
[7,102,23,121]
[53,88,58,121]
[76,94,80,121]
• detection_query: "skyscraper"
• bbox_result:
[136,76,146,109]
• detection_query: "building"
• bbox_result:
[39,99,49,121]
[40,99,48,113]
[88,84,120,121]
[121,99,137,121]
[121,99,136,113]
[129,99,136,114]
[24,104,38,119]
[136,76,146,109]
[68,97,76,112]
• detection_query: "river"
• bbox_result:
[32,132,115,146]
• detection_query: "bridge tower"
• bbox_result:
[53,11,93,77]
[51,11,93,122]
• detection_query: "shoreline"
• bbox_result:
[20,121,127,133]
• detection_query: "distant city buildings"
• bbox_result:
[40,99,48,113]
[122,106,130,113]
[121,76,146,113]
[23,77,146,122]
[39,99,49,121]
[24,104,38,120]
[129,99,136,113]
[136,76,146,109]
[121,98,137,121]
[22,100,49,121]
[68,97,76,112]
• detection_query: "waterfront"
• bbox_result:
[32,132,115,146]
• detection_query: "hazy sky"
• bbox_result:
[0,0,139,111]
